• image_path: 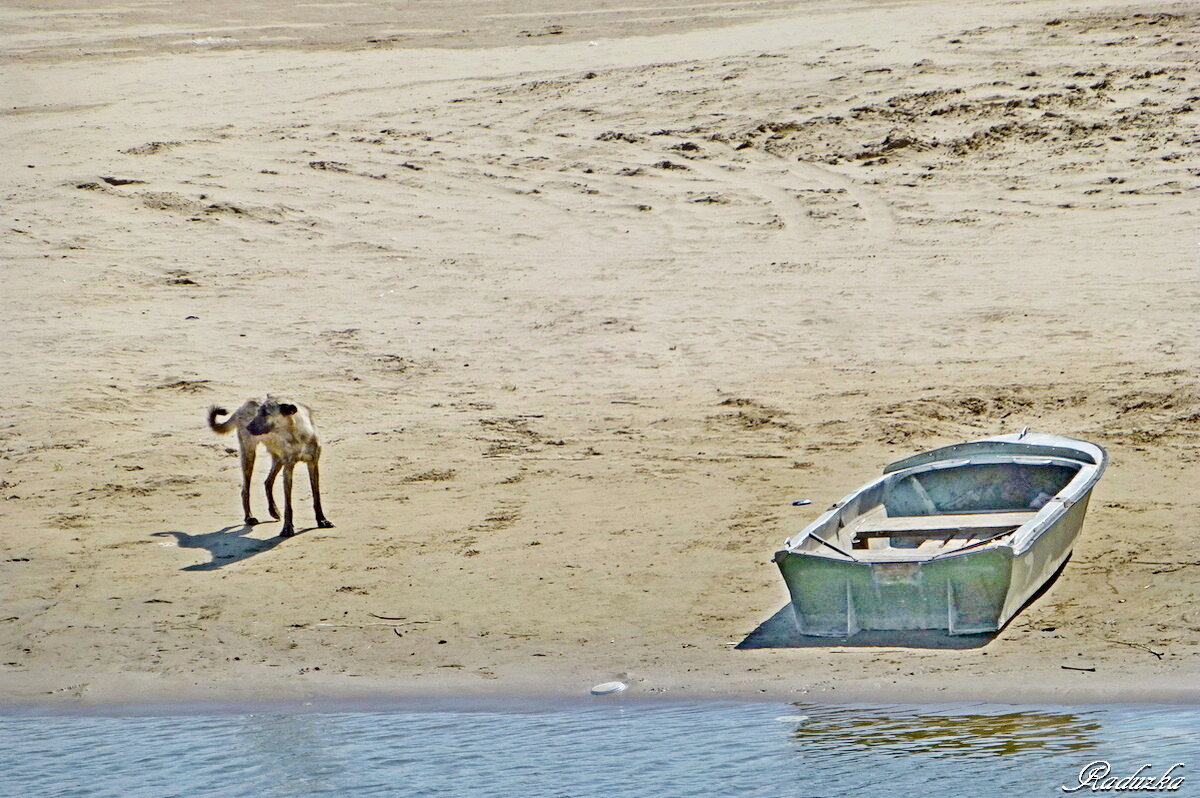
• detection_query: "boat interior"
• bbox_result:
[814,459,1083,561]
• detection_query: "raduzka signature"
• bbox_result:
[1063,761,1186,792]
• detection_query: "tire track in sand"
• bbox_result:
[666,137,898,249]
[789,157,898,244]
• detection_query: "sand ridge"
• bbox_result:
[1,0,1198,708]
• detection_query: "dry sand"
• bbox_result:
[1,0,1198,710]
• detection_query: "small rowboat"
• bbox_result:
[773,432,1106,636]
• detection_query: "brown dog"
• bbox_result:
[207,396,333,538]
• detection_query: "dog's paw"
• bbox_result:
[317,519,334,528]
[245,517,259,526]
[280,527,295,538]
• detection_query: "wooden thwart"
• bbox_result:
[854,511,1037,538]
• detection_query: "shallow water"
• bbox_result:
[1,701,1196,797]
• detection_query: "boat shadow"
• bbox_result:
[739,555,1071,650]
[736,606,997,649]
[151,523,304,571]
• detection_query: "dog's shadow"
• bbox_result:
[152,524,303,571]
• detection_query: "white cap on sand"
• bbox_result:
[590,681,627,696]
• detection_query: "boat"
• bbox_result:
[772,431,1107,636]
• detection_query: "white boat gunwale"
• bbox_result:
[780,434,1106,564]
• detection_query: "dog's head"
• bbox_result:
[246,397,299,436]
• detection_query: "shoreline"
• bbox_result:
[3,668,1197,717]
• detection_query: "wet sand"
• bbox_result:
[1,0,1198,709]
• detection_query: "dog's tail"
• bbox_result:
[208,405,236,434]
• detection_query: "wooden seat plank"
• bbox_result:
[854,511,1037,537]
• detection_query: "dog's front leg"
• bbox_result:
[264,456,282,520]
[280,461,296,538]
[308,459,334,528]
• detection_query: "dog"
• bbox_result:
[207,396,333,538]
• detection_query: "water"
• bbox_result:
[1,701,1196,797]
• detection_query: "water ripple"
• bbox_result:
[0,702,1196,797]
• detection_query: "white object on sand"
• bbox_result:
[590,681,627,695]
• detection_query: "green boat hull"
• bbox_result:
[774,441,1100,637]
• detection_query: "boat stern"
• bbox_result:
[774,547,1015,637]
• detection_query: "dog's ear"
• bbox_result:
[279,403,298,416]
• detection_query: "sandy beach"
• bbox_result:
[1,0,1198,710]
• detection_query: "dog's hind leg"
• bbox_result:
[240,438,259,526]
[308,459,334,528]
[264,456,282,520]
[280,461,296,538]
